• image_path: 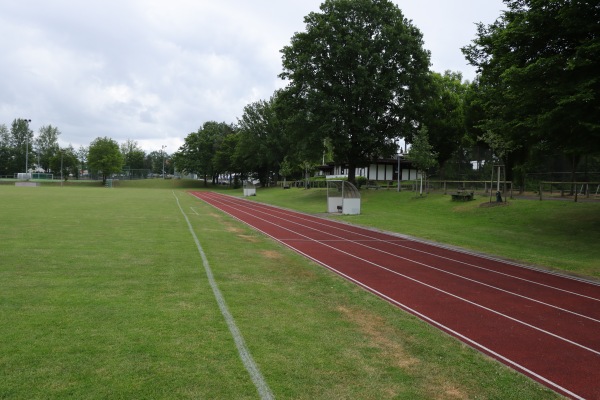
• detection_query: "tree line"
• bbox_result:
[0,120,173,183]
[174,0,599,189]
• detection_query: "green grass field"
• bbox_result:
[1,182,585,399]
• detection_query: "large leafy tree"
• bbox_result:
[0,124,15,176]
[120,139,146,170]
[463,78,493,173]
[174,122,234,185]
[77,146,88,178]
[462,0,600,182]
[34,125,60,172]
[273,87,324,170]
[49,146,79,181]
[280,0,430,183]
[420,71,468,178]
[144,151,163,174]
[236,94,288,186]
[213,130,240,184]
[88,137,124,185]
[10,119,34,174]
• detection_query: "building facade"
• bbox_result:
[318,156,421,182]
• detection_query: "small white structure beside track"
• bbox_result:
[243,180,257,196]
[326,180,361,215]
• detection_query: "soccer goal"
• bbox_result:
[326,180,361,214]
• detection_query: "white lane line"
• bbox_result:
[206,195,600,323]
[175,192,274,400]
[298,251,587,400]
[199,194,600,356]
[190,207,200,215]
[226,195,600,299]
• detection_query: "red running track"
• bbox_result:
[190,191,600,400]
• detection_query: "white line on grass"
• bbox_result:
[174,192,274,400]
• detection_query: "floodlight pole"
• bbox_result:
[497,165,501,192]
[60,149,64,187]
[396,140,402,192]
[24,119,31,178]
[161,145,166,179]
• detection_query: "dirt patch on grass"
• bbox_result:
[435,383,468,400]
[225,225,243,233]
[337,306,418,369]
[238,234,260,243]
[337,306,469,399]
[260,250,283,260]
[479,201,510,208]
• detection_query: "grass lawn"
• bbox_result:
[0,183,565,399]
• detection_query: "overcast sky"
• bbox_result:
[0,0,505,153]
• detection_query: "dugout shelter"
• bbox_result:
[243,180,257,196]
[326,180,361,215]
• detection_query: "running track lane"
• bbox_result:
[190,191,600,400]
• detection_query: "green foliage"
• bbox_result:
[49,146,79,180]
[0,123,16,176]
[420,71,468,176]
[280,0,431,183]
[279,156,293,181]
[34,125,61,172]
[406,126,438,172]
[144,150,166,174]
[462,0,600,173]
[120,139,146,170]
[174,122,236,185]
[4,119,34,175]
[355,175,367,189]
[87,137,124,185]
[213,130,240,179]
[236,94,287,186]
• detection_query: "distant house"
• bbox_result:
[317,156,421,182]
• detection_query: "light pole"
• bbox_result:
[24,119,31,178]
[396,139,402,192]
[60,149,64,187]
[161,145,166,179]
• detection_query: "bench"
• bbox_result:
[451,191,474,201]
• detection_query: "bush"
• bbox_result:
[356,176,367,189]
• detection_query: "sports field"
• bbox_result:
[1,183,592,399]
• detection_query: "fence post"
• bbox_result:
[539,183,543,201]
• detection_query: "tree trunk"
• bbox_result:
[347,162,356,185]
[570,154,580,196]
